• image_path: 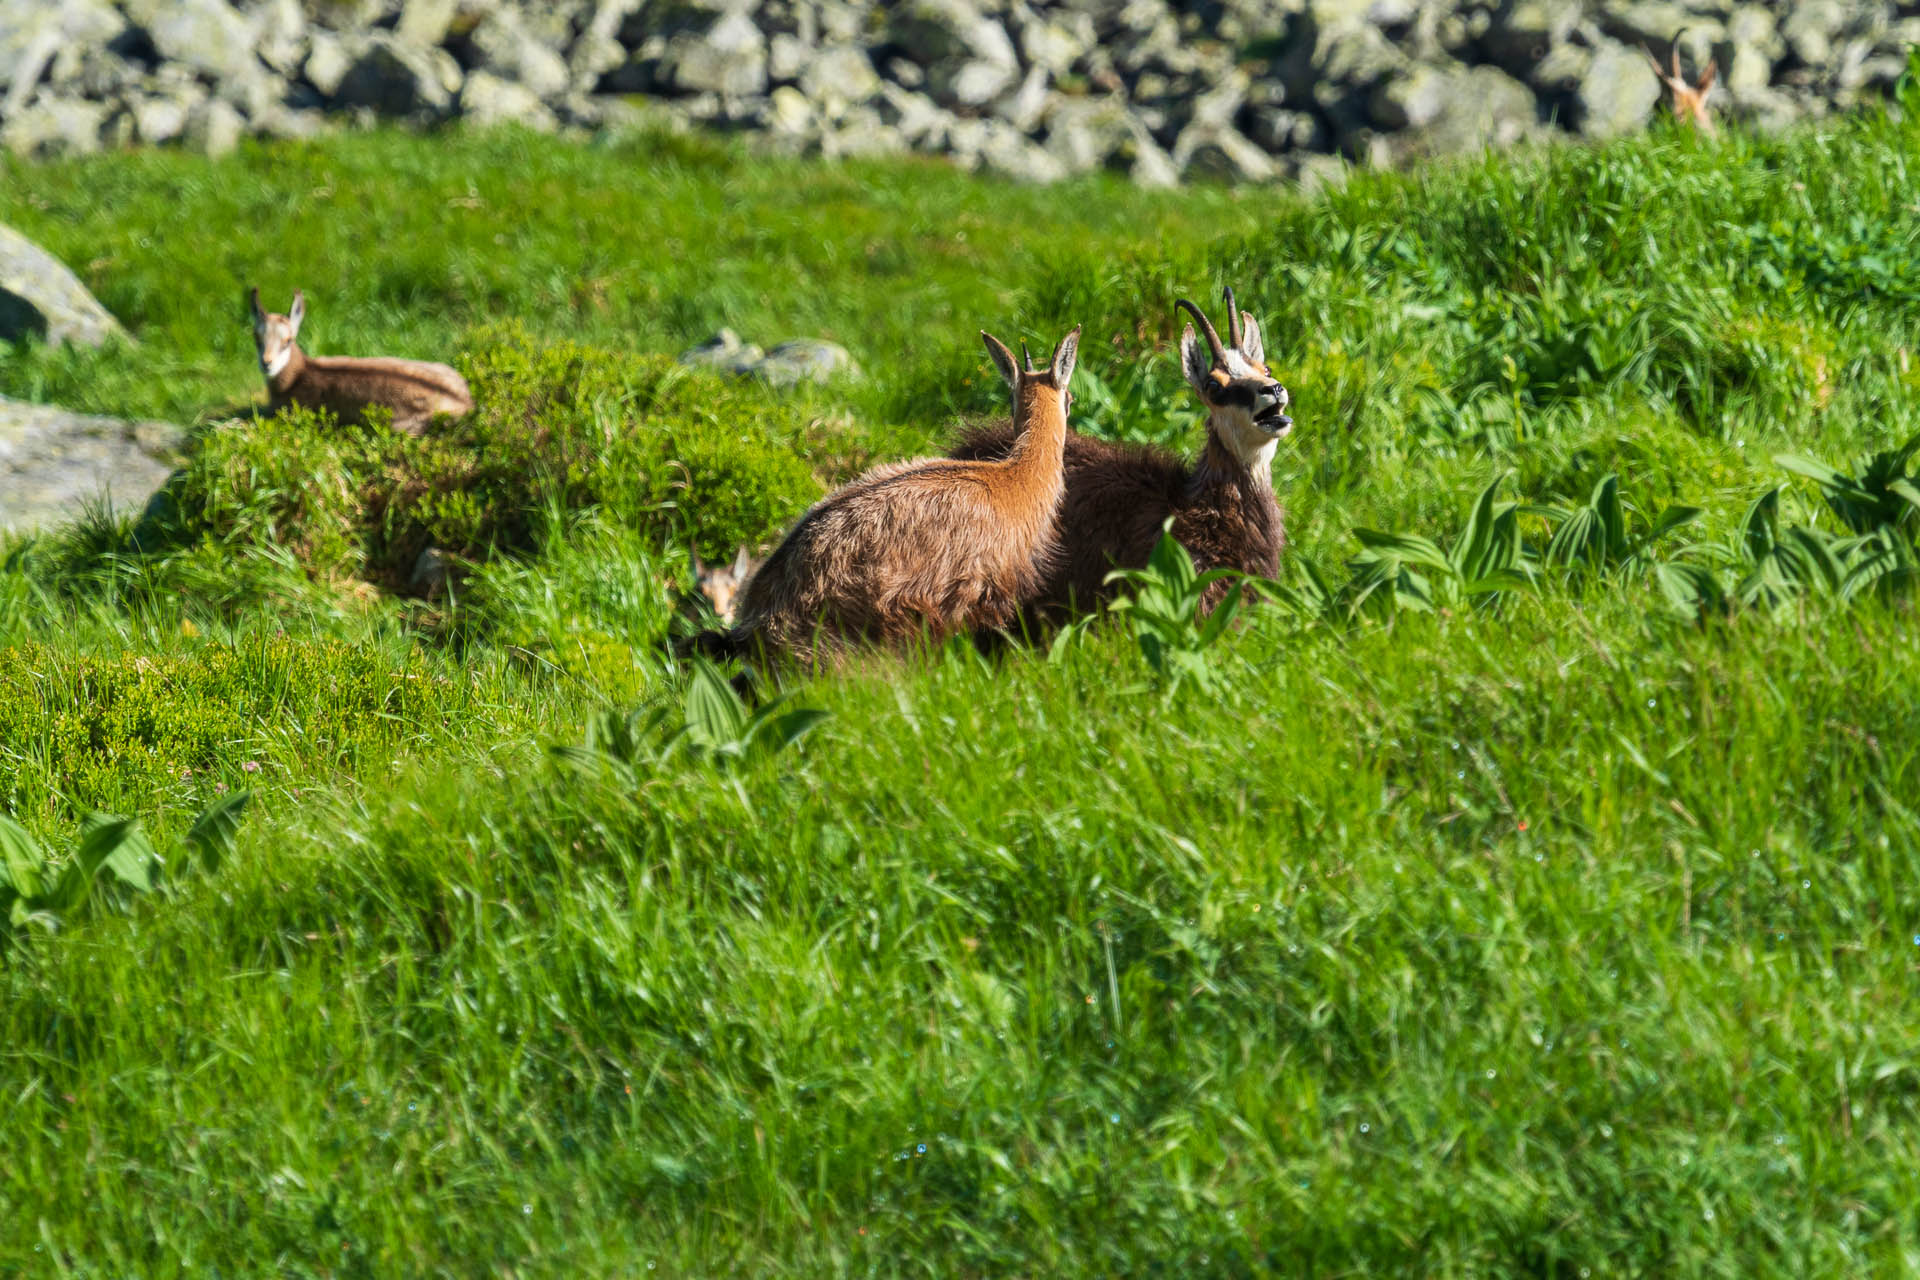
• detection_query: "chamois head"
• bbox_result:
[249,286,305,379]
[980,324,1081,418]
[693,544,756,625]
[1177,287,1291,469]
[1645,31,1717,135]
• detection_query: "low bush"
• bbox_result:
[143,328,825,595]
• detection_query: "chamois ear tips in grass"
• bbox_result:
[1646,29,1719,135]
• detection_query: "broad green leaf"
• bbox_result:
[183,789,252,875]
[0,815,45,900]
[75,815,151,895]
[1351,528,1453,572]
[684,659,748,748]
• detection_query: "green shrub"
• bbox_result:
[0,639,454,826]
[149,328,824,595]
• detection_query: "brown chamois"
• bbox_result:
[249,287,473,435]
[948,287,1289,624]
[694,325,1080,666]
[1646,30,1718,136]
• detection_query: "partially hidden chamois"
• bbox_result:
[949,287,1289,624]
[249,287,473,435]
[1646,31,1718,136]
[694,325,1080,666]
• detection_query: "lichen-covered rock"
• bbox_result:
[131,0,260,83]
[1576,38,1662,137]
[0,96,108,157]
[667,11,768,97]
[334,35,463,117]
[466,9,571,99]
[461,70,558,129]
[185,97,247,157]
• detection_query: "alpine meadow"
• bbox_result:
[6,71,1920,1275]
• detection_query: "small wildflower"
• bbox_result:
[242,760,261,774]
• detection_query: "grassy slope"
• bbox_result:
[3,113,1920,1275]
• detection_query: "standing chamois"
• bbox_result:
[692,325,1081,666]
[249,287,473,435]
[1646,31,1718,136]
[949,287,1289,624]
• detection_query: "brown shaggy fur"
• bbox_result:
[251,287,472,435]
[698,326,1080,666]
[948,290,1288,625]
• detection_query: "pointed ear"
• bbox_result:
[731,544,752,578]
[1644,45,1667,81]
[288,289,306,334]
[1179,326,1211,394]
[980,330,1020,392]
[1698,58,1717,93]
[1238,312,1265,368]
[1049,325,1080,388]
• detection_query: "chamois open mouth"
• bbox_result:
[1255,403,1293,435]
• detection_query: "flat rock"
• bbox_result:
[0,398,185,532]
[0,223,127,348]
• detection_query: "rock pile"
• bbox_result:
[0,1,1916,179]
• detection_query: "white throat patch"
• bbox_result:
[263,348,291,378]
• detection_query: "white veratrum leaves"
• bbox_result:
[1,795,252,947]
[1105,520,1247,699]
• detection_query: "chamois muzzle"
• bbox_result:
[1253,384,1293,436]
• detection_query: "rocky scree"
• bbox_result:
[0,0,1916,181]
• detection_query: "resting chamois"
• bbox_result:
[949,288,1288,624]
[694,325,1080,666]
[1646,30,1718,136]
[249,287,472,435]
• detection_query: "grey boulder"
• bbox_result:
[0,223,128,349]
[0,397,184,533]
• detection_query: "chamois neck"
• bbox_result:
[267,343,307,395]
[1194,432,1273,497]
[1000,382,1067,472]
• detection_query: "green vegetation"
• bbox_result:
[3,103,1920,1273]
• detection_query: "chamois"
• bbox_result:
[694,325,1080,666]
[692,545,757,625]
[248,287,473,435]
[1646,31,1718,136]
[949,287,1288,623]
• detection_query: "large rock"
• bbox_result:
[334,34,463,116]
[0,398,184,533]
[1,0,125,115]
[460,70,558,130]
[130,0,260,83]
[666,11,768,97]
[0,96,108,157]
[466,9,571,100]
[0,224,127,349]
[1576,39,1662,137]
[1371,64,1537,155]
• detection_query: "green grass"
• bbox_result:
[4,110,1920,1274]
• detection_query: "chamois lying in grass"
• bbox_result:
[692,325,1081,666]
[1646,30,1718,136]
[949,288,1288,624]
[249,287,472,435]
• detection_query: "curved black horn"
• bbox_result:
[1020,341,1032,371]
[1174,297,1226,366]
[1222,285,1243,349]
[1671,27,1686,80]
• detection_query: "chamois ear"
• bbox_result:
[1179,325,1211,395]
[1238,313,1265,368]
[248,286,265,333]
[288,289,306,335]
[1049,325,1080,388]
[1698,58,1717,93]
[980,330,1020,392]
[731,544,752,578]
